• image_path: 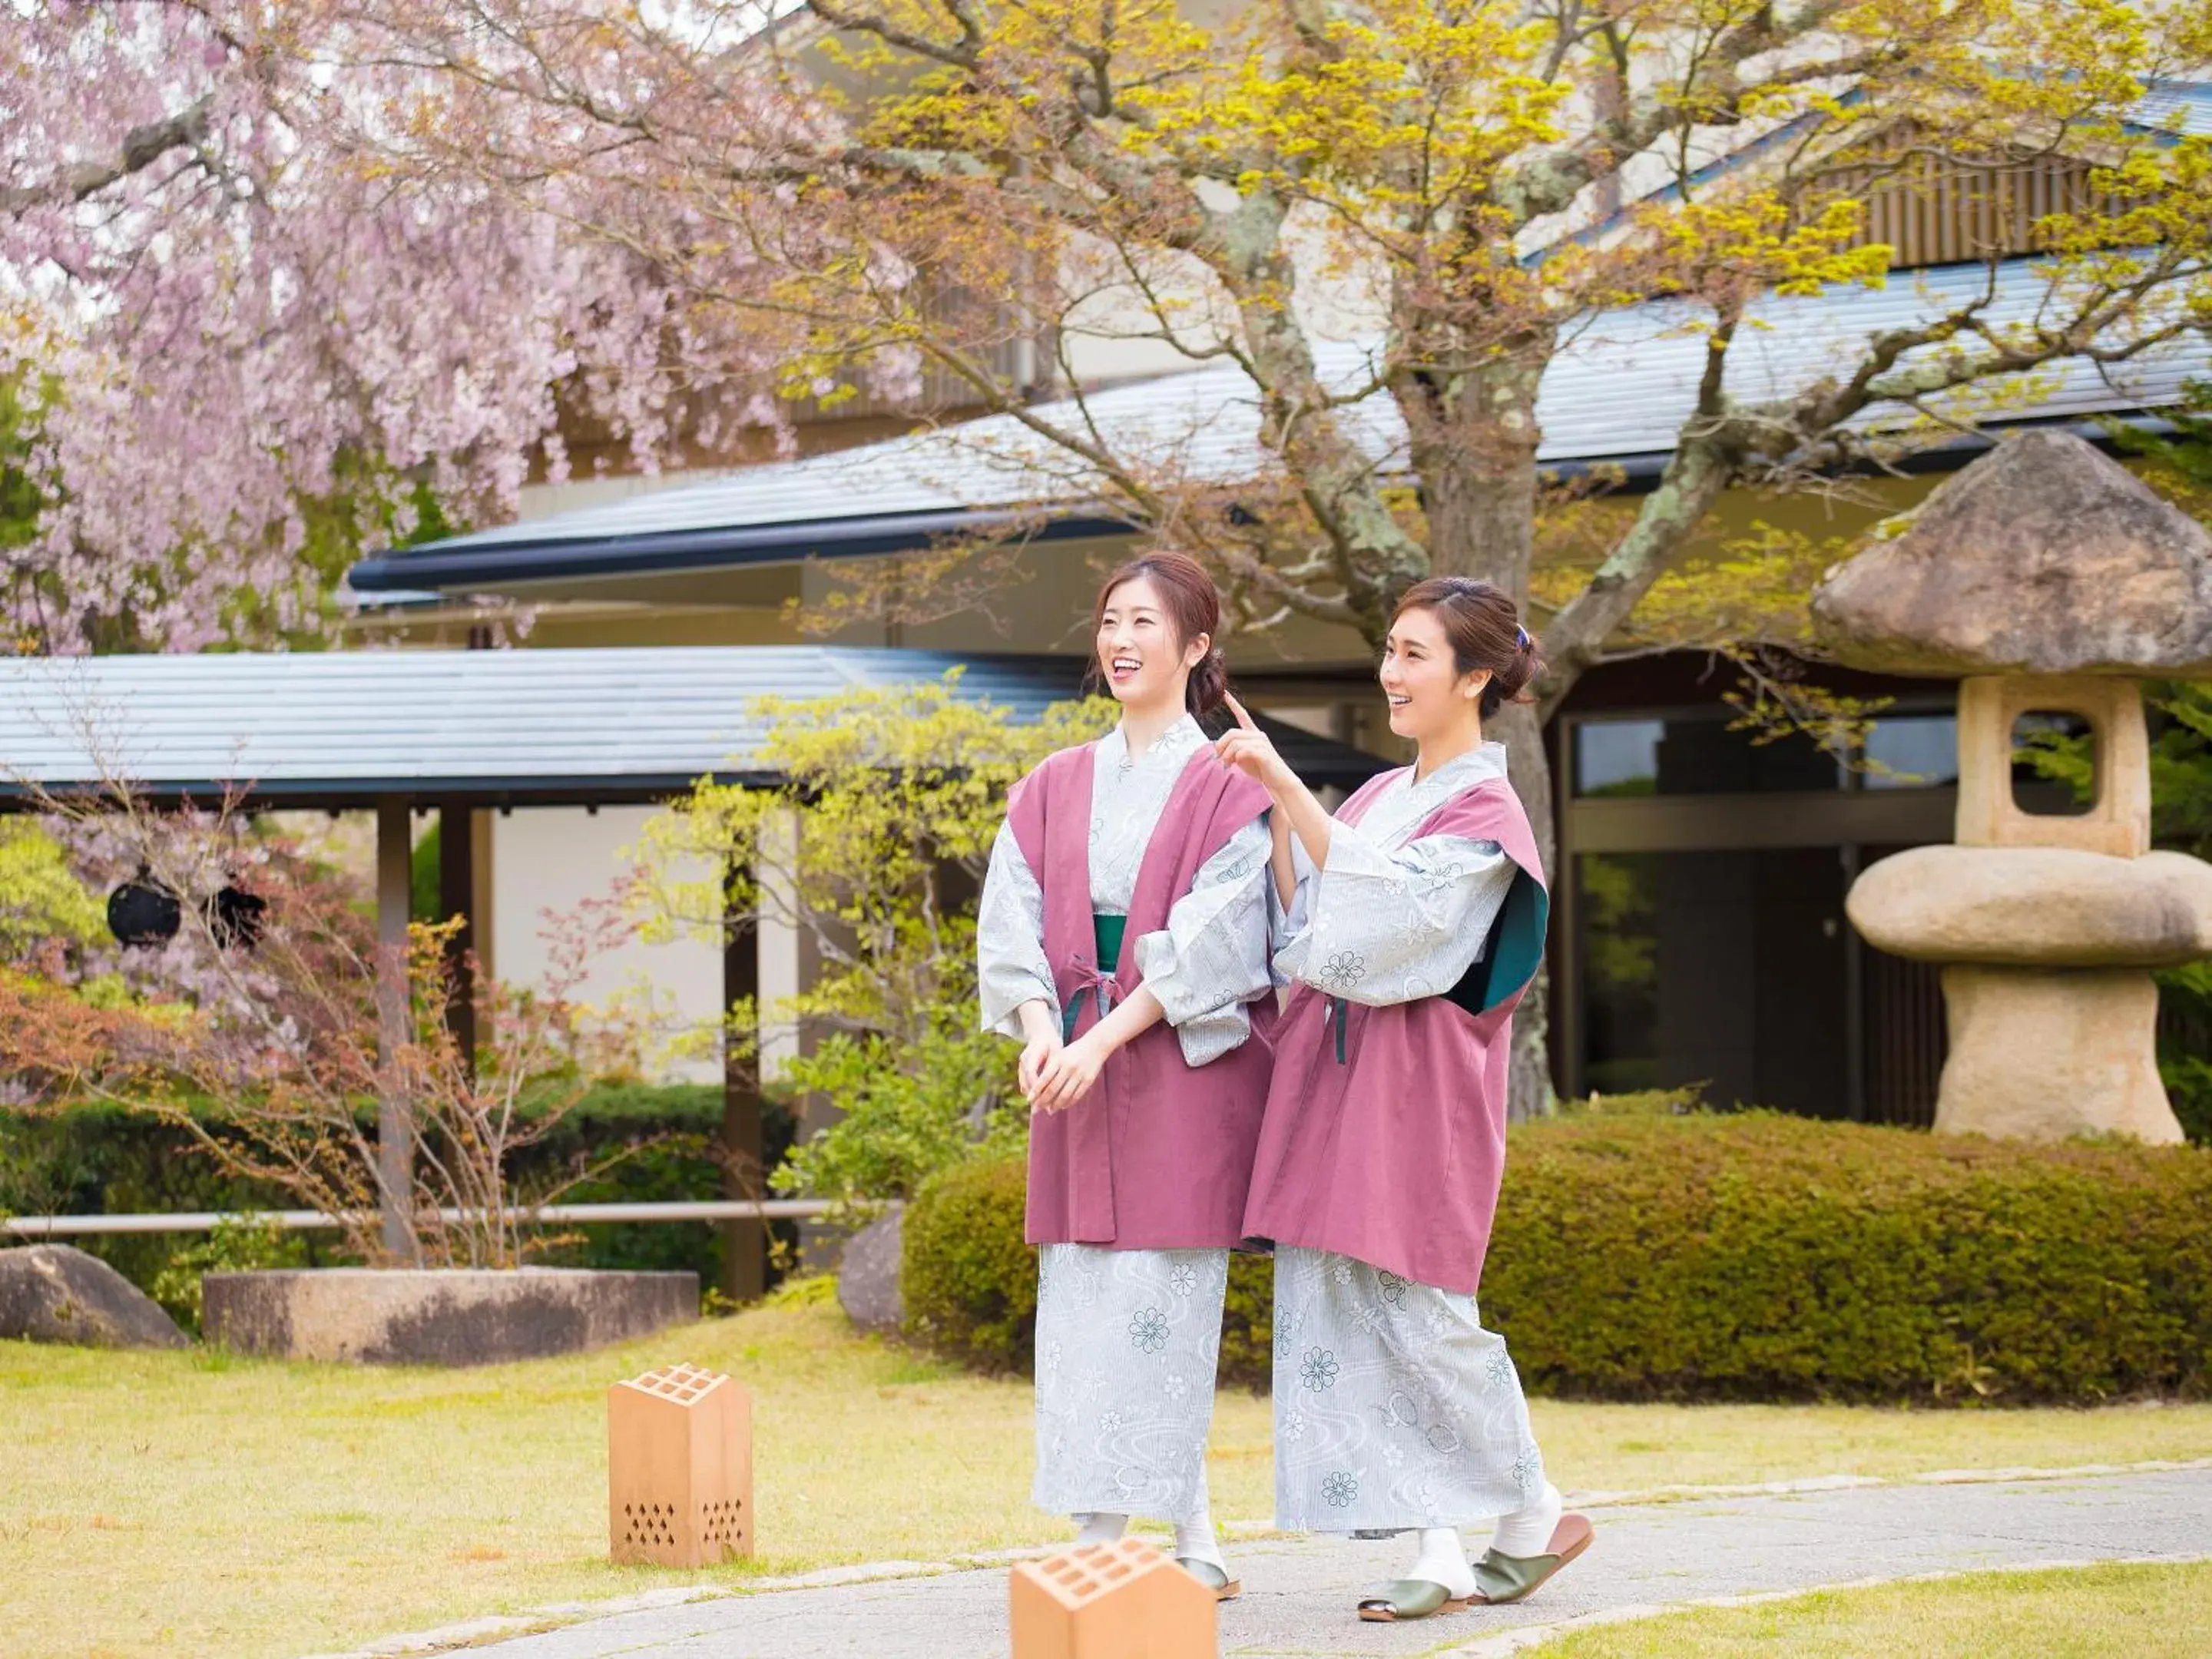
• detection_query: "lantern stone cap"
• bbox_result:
[1811,431,2212,677]
[1846,844,2212,967]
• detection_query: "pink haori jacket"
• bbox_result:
[1239,769,1550,1296]
[1007,741,1277,1250]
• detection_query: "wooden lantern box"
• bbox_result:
[608,1361,753,1567]
[1010,1538,1215,1659]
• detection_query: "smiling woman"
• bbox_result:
[977,547,1279,1598]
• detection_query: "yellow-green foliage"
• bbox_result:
[632,674,1113,1205]
[904,1117,2212,1404]
[634,672,1109,1051]
[0,820,104,957]
[763,0,2212,670]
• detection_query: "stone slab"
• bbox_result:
[1847,845,2212,967]
[448,1468,2212,1659]
[204,1267,696,1366]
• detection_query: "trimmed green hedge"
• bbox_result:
[898,1155,1271,1390]
[899,1114,2212,1404]
[900,1155,1045,1373]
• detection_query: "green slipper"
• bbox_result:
[1356,1578,1472,1621]
[1177,1556,1242,1602]
[1472,1513,1594,1605]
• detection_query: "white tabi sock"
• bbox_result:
[1075,1512,1128,1545]
[1404,1526,1478,1598]
[1172,1495,1226,1574]
[1489,1481,1564,1558]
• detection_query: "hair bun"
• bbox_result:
[1391,575,1541,720]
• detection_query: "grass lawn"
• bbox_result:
[5,1292,2212,1659]
[1530,1561,2212,1657]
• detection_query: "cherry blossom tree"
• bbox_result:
[0,1,805,654]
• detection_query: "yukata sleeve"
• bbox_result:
[976,819,1059,1039]
[1292,820,1518,1008]
[1133,814,1273,1067]
[1267,832,1321,988]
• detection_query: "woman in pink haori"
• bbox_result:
[1215,576,1593,1622]
[976,551,1276,1600]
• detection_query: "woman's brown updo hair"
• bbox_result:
[1391,575,1542,720]
[1088,550,1230,717]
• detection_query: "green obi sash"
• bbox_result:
[1062,912,1128,1040]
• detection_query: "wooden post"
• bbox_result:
[374,797,417,1262]
[721,862,765,1301]
[608,1362,753,1567]
[437,804,477,1068]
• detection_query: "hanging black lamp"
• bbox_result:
[107,866,182,947]
[205,882,268,950]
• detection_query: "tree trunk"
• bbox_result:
[1493,698,1558,1122]
[1401,350,1558,1120]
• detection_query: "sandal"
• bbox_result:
[1356,1578,1472,1622]
[1472,1513,1594,1605]
[1177,1556,1242,1602]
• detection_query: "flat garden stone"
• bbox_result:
[0,1243,188,1349]
[204,1267,697,1366]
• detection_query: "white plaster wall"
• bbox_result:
[753,806,807,1084]
[515,472,726,525]
[490,806,724,1084]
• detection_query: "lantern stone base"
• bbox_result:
[204,1268,697,1366]
[1935,965,2184,1145]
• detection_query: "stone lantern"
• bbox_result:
[1811,430,2212,1144]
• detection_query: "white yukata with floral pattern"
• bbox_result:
[977,713,1273,1523]
[1269,741,1545,1533]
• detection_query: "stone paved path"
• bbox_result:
[444,1468,2212,1659]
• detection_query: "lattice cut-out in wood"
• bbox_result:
[1009,1538,1214,1659]
[608,1360,753,1568]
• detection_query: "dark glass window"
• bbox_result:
[1575,720,1663,797]
[1861,714,1959,790]
[1575,852,1661,1094]
[1572,714,1840,797]
[1573,849,1851,1116]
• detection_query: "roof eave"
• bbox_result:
[346,412,2184,599]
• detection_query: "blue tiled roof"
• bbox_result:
[2134,78,2212,137]
[0,646,1386,803]
[351,252,2210,596]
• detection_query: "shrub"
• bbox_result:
[149,1217,307,1333]
[1486,1112,2212,1403]
[1219,1255,1274,1390]
[901,1156,1037,1371]
[901,1117,2212,1405]
[899,1154,1277,1387]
